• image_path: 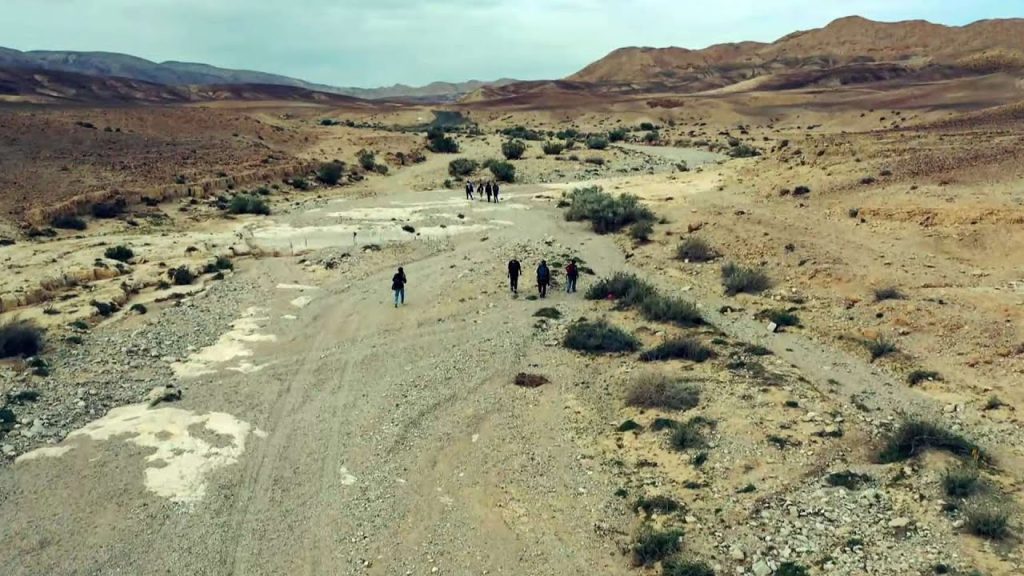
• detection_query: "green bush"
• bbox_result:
[639,295,703,327]
[626,374,700,410]
[777,563,810,576]
[669,420,706,450]
[608,128,628,142]
[0,321,44,358]
[317,161,346,185]
[907,370,942,386]
[502,140,527,160]
[943,464,981,498]
[104,245,134,262]
[542,141,566,155]
[630,220,654,242]
[289,177,311,191]
[357,150,376,171]
[635,494,681,515]
[721,262,771,295]
[632,527,683,567]
[563,186,654,234]
[640,338,715,363]
[640,122,656,131]
[91,199,126,219]
[663,559,715,576]
[874,286,905,301]
[427,127,460,153]
[563,319,639,354]
[52,214,87,231]
[213,256,233,271]
[488,160,516,183]
[877,419,987,464]
[758,309,801,327]
[170,266,195,286]
[586,136,610,150]
[500,126,544,141]
[533,307,562,320]
[727,144,760,158]
[585,272,657,308]
[448,158,479,177]
[964,499,1010,540]
[644,131,661,144]
[228,194,270,215]
[676,238,717,262]
[866,336,897,361]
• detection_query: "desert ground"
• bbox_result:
[2,72,1024,576]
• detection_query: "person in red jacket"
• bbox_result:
[565,259,579,294]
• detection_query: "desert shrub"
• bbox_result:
[92,199,126,219]
[635,495,680,515]
[374,163,388,175]
[644,131,660,144]
[52,214,87,231]
[943,464,981,498]
[777,563,810,576]
[877,419,987,464]
[630,220,654,242]
[640,122,656,131]
[0,321,44,358]
[533,307,562,320]
[488,160,516,183]
[758,309,800,327]
[514,373,549,388]
[721,262,771,295]
[586,136,610,150]
[289,177,311,191]
[963,499,1010,540]
[662,559,715,576]
[556,128,579,140]
[501,139,527,160]
[632,527,683,567]
[448,158,479,177]
[874,286,905,301]
[626,374,700,411]
[826,471,872,490]
[500,126,543,141]
[130,303,148,315]
[866,336,897,361]
[669,420,706,450]
[170,266,194,286]
[984,396,1007,411]
[727,144,760,158]
[317,161,346,185]
[564,186,654,234]
[542,141,565,155]
[427,128,460,153]
[564,319,639,354]
[608,128,628,142]
[907,370,942,386]
[104,245,134,262]
[641,338,715,363]
[586,272,657,308]
[228,194,270,215]
[639,295,703,327]
[585,156,606,166]
[676,238,717,262]
[357,150,376,171]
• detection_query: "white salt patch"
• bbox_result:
[339,466,357,486]
[15,445,73,463]
[290,295,314,308]
[276,283,319,291]
[282,314,298,321]
[172,307,276,378]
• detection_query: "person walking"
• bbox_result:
[493,181,500,203]
[565,259,579,294]
[536,260,551,298]
[392,267,407,308]
[508,258,522,294]
[477,181,486,201]
[485,181,493,203]
[465,180,474,200]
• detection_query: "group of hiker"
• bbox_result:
[390,259,580,307]
[507,258,579,298]
[465,180,501,203]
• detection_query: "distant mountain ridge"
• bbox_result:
[0,47,515,101]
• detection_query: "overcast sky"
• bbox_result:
[3,0,1021,88]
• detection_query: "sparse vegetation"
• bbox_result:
[129,303,148,315]
[943,464,981,498]
[0,321,44,358]
[228,194,270,215]
[533,307,562,320]
[641,338,714,363]
[758,308,800,327]
[448,158,478,177]
[357,150,376,171]
[586,272,656,308]
[777,563,810,576]
[563,186,654,234]
[542,141,566,155]
[826,471,872,490]
[727,143,760,158]
[501,139,527,160]
[866,336,898,361]
[630,220,654,242]
[289,177,311,191]
[608,128,627,142]
[586,136,610,150]
[874,286,905,301]
[669,420,707,451]
[626,374,700,411]
[488,160,516,183]
[877,419,987,464]
[963,499,1010,540]
[639,295,703,327]
[52,214,87,231]
[662,559,715,576]
[635,495,681,515]
[907,370,942,386]
[513,373,549,388]
[676,238,717,262]
[563,319,640,354]
[104,245,134,262]
[170,266,195,286]
[721,262,771,296]
[584,156,605,166]
[427,126,460,153]
[631,527,683,567]
[317,161,346,185]
[91,199,126,219]
[500,126,544,141]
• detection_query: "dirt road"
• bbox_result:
[1,187,635,576]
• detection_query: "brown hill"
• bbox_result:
[566,16,1024,88]
[0,67,376,106]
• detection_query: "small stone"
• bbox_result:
[729,548,746,561]
[888,517,912,529]
[752,560,772,576]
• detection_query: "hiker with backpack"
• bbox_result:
[392,267,407,308]
[508,258,522,294]
[493,181,500,203]
[537,260,551,298]
[565,259,579,294]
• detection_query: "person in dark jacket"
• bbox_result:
[536,260,551,298]
[477,181,486,200]
[485,181,493,203]
[492,181,500,203]
[565,259,579,293]
[508,258,522,294]
[392,267,407,307]
[465,180,474,200]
